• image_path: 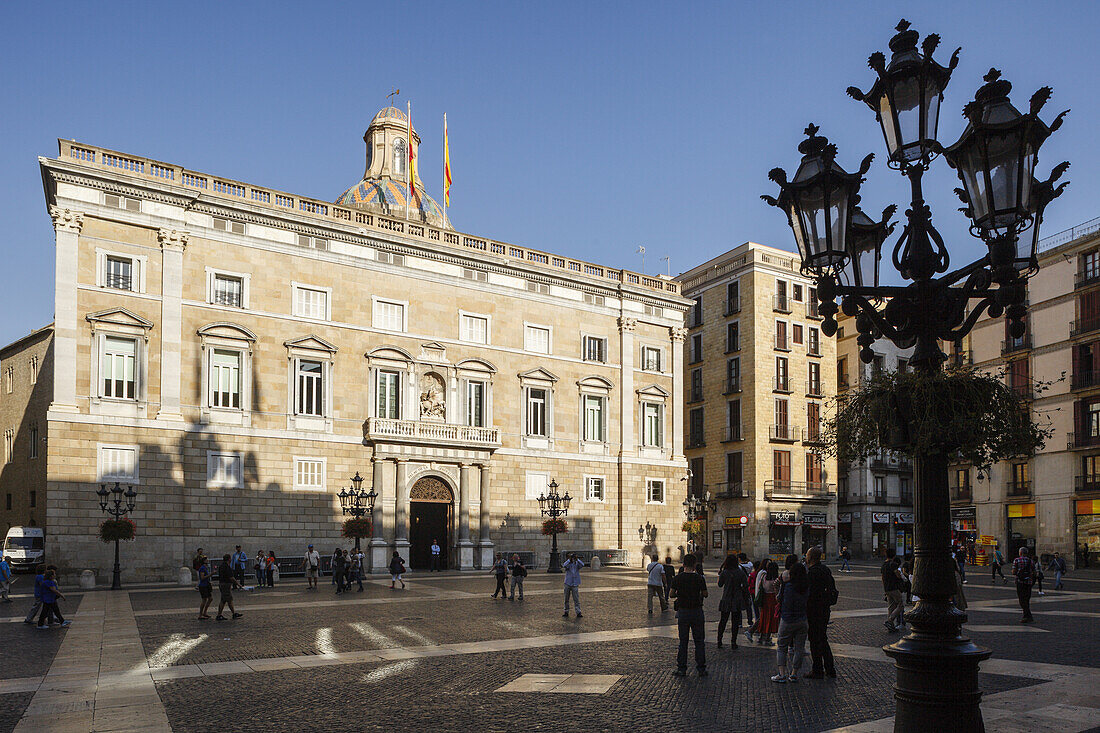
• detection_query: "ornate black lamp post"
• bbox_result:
[537,479,571,573]
[763,20,1068,732]
[338,471,377,552]
[682,491,711,554]
[96,481,137,590]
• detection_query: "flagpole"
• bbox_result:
[406,101,411,221]
[443,113,448,229]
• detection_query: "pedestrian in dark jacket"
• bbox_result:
[805,546,837,678]
[389,551,406,589]
[772,562,808,683]
[661,556,676,605]
[716,555,748,649]
[333,549,347,594]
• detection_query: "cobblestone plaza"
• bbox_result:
[0,561,1097,732]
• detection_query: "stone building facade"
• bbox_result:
[678,243,838,561]
[0,326,52,535]
[29,108,690,581]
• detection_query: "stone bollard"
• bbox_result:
[590,555,602,571]
[79,570,96,589]
[178,566,193,586]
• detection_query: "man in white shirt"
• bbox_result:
[303,544,321,590]
[647,554,668,613]
[430,539,442,572]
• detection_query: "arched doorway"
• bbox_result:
[409,476,454,569]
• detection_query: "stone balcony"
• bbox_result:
[365,417,501,448]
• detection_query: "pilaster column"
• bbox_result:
[619,318,637,453]
[458,463,472,542]
[49,207,84,413]
[394,459,409,543]
[670,326,687,459]
[477,463,494,569]
[370,456,387,543]
[156,229,188,421]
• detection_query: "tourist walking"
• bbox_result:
[36,570,69,629]
[0,556,12,602]
[333,548,347,594]
[1033,549,1045,595]
[192,548,205,572]
[304,544,320,590]
[646,554,668,613]
[756,560,780,645]
[738,554,755,629]
[805,546,837,679]
[509,554,527,600]
[254,551,264,589]
[352,549,365,592]
[954,543,968,584]
[1012,546,1036,623]
[839,546,851,572]
[331,547,342,586]
[991,547,1006,583]
[231,545,248,586]
[562,553,584,618]
[491,554,509,599]
[772,560,809,683]
[196,557,213,620]
[265,551,277,587]
[389,551,406,589]
[215,554,243,620]
[1048,552,1067,590]
[882,548,906,632]
[661,556,676,605]
[24,564,51,624]
[716,555,747,648]
[669,553,708,677]
[430,540,442,572]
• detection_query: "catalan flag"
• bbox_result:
[444,113,452,208]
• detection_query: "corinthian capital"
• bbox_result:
[49,207,84,233]
[619,317,637,333]
[157,229,189,251]
[670,326,688,342]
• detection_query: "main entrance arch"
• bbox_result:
[409,476,454,569]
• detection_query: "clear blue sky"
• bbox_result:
[1,1,1095,345]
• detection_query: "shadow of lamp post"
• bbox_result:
[96,481,136,591]
[338,471,377,553]
[761,19,1067,732]
[538,479,571,573]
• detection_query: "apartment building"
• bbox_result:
[0,326,52,535]
[679,243,838,561]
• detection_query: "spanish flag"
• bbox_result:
[444,113,452,208]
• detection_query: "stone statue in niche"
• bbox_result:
[420,373,446,420]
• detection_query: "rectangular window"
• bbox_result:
[525,472,549,501]
[808,363,822,396]
[642,346,662,372]
[3,431,11,464]
[377,371,400,419]
[872,354,885,378]
[647,479,665,504]
[642,402,664,447]
[583,395,605,442]
[526,388,548,437]
[726,322,739,352]
[897,357,910,374]
[29,356,38,385]
[792,324,803,345]
[807,453,823,485]
[689,407,704,447]
[793,283,803,302]
[99,445,138,482]
[808,327,820,355]
[29,425,38,459]
[726,281,740,314]
[101,336,137,399]
[582,335,607,363]
[727,452,743,484]
[373,299,406,332]
[775,321,788,350]
[585,476,604,502]
[524,325,551,354]
[874,475,886,500]
[727,399,741,441]
[775,356,789,391]
[4,367,10,394]
[4,494,9,510]
[838,357,849,389]
[726,358,740,393]
[807,402,821,441]
[900,478,912,502]
[691,334,703,362]
[466,381,485,427]
[207,452,242,488]
[294,286,329,320]
[461,314,489,344]
[1084,251,1100,281]
[212,273,244,307]
[210,349,241,409]
[774,450,791,484]
[690,369,703,402]
[294,458,325,490]
[296,360,324,416]
[775,398,789,429]
[692,297,703,327]
[105,256,133,291]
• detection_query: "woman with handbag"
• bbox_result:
[756,560,781,645]
[716,555,747,648]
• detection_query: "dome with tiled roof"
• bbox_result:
[335,105,449,229]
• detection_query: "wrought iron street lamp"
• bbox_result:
[338,471,377,552]
[96,481,137,590]
[763,19,1067,732]
[537,479,571,573]
[682,491,712,554]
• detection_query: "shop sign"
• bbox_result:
[802,512,829,525]
[724,516,740,527]
[872,512,891,524]
[1076,499,1100,515]
[950,506,976,520]
[1007,503,1035,518]
[838,512,852,523]
[894,513,914,524]
[770,510,800,527]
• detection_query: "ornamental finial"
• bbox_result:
[984,68,1001,83]
[895,19,910,32]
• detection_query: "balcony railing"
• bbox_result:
[775,335,789,351]
[1071,317,1100,339]
[807,301,821,320]
[870,456,913,472]
[807,382,823,397]
[1075,474,1100,493]
[724,377,741,394]
[950,486,973,503]
[366,417,500,446]
[774,376,791,393]
[763,480,835,501]
[713,481,751,499]
[838,377,850,391]
[1006,480,1032,497]
[1068,432,1100,450]
[802,427,827,445]
[724,424,743,442]
[774,294,791,313]
[1072,370,1100,390]
[726,338,740,353]
[687,434,706,449]
[1002,335,1032,354]
[808,343,822,357]
[1010,383,1033,400]
[1075,270,1100,290]
[769,424,799,442]
[725,296,741,315]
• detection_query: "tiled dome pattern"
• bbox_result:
[335,177,444,221]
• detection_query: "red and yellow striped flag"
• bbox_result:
[444,114,452,207]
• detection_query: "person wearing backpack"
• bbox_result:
[1012,546,1035,623]
[991,547,1007,584]
[509,554,528,601]
[805,546,838,678]
[490,554,509,599]
[1048,551,1067,590]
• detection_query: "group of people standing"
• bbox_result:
[490,553,530,601]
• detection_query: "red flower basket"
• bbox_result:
[99,518,136,543]
[541,518,568,536]
[342,518,373,540]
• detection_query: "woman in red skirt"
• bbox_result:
[756,560,781,645]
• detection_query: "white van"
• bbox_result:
[3,527,45,571]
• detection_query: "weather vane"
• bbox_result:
[387,88,400,107]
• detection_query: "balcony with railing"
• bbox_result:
[1071,317,1100,339]
[802,426,827,446]
[769,424,799,442]
[1075,474,1100,494]
[774,294,791,313]
[687,432,706,449]
[773,376,791,393]
[1002,335,1032,354]
[724,424,743,442]
[1006,480,1032,498]
[764,480,835,502]
[365,417,500,447]
[807,380,823,398]
[713,481,751,499]
[1072,370,1100,390]
[724,377,741,395]
[870,455,913,472]
[1068,431,1100,450]
[689,386,704,403]
[1075,270,1100,290]
[725,296,741,315]
[950,485,973,503]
